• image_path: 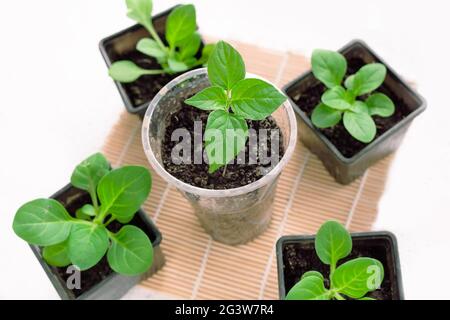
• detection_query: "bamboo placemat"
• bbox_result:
[102,40,394,300]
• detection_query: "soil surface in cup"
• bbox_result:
[161,103,285,189]
[282,236,401,300]
[50,191,157,298]
[288,58,412,158]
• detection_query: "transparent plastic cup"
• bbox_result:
[142,69,297,245]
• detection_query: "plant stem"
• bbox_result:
[222,164,228,177]
[142,69,166,75]
[104,216,116,227]
[89,188,99,212]
[144,22,167,53]
[334,293,346,300]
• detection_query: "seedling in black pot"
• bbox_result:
[109,0,213,83]
[311,49,394,143]
[13,153,154,276]
[286,221,384,300]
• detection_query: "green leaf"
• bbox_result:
[71,153,109,194]
[321,86,352,110]
[343,111,376,143]
[311,49,347,89]
[351,63,387,96]
[208,41,245,90]
[332,257,384,299]
[286,276,330,300]
[301,271,324,281]
[126,0,153,28]
[205,110,248,173]
[43,241,71,267]
[350,101,369,114]
[359,297,376,300]
[75,204,96,220]
[13,199,72,246]
[344,74,362,95]
[67,222,109,270]
[199,43,216,65]
[185,86,228,111]
[315,221,352,266]
[311,103,342,128]
[107,225,153,275]
[179,32,201,60]
[136,38,167,59]
[97,166,151,223]
[230,78,286,120]
[109,61,150,83]
[366,93,395,117]
[168,58,189,73]
[166,4,196,47]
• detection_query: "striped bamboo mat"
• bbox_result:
[102,41,394,300]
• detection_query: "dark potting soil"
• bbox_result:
[161,103,285,189]
[282,237,400,300]
[288,58,412,158]
[50,191,155,298]
[118,50,181,107]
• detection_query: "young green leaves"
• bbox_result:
[311,49,394,143]
[12,153,154,276]
[109,1,214,83]
[286,221,384,300]
[185,41,287,173]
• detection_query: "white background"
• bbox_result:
[0,0,448,299]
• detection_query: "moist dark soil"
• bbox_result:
[282,236,401,300]
[117,50,182,107]
[288,58,412,158]
[161,103,285,189]
[50,190,157,298]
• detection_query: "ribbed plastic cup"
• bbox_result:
[142,68,297,245]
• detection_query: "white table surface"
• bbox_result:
[0,0,448,299]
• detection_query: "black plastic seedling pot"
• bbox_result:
[284,40,426,184]
[276,232,404,300]
[29,184,165,300]
[99,5,203,118]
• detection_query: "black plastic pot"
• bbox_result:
[99,5,203,118]
[284,40,426,184]
[29,184,165,300]
[276,232,404,300]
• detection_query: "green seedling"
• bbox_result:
[310,49,395,143]
[185,40,287,174]
[109,0,214,83]
[286,221,384,300]
[13,153,154,276]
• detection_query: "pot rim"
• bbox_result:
[276,231,404,300]
[142,68,298,197]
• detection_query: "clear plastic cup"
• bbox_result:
[142,68,297,245]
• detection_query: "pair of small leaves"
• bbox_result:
[42,220,153,275]
[185,41,286,173]
[286,257,384,300]
[286,221,384,300]
[310,49,394,143]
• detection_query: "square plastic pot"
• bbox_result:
[276,231,404,300]
[99,5,203,118]
[142,69,298,245]
[29,184,165,300]
[284,40,427,184]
